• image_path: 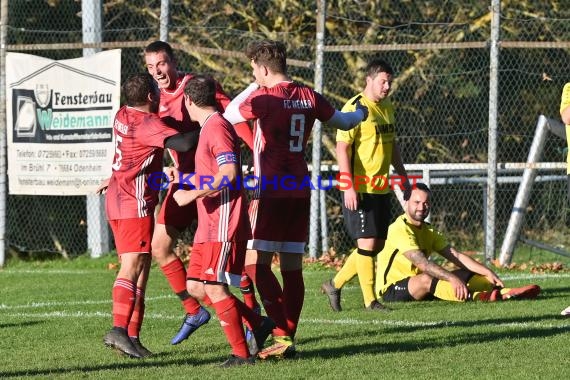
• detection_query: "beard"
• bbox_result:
[409,210,428,223]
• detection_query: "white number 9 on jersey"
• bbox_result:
[289,114,305,152]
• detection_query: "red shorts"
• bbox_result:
[156,184,198,230]
[187,241,246,287]
[109,216,153,255]
[248,197,309,253]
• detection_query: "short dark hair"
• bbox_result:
[245,39,287,74]
[403,182,431,201]
[144,40,175,61]
[365,58,394,78]
[183,75,217,108]
[122,73,156,107]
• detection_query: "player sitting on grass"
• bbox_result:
[370,183,541,304]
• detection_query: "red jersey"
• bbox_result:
[105,106,178,220]
[193,112,251,243]
[238,81,336,198]
[158,73,236,172]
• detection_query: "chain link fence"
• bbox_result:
[2,1,569,261]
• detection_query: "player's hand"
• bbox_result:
[343,187,359,211]
[173,189,197,206]
[449,276,469,301]
[485,270,504,288]
[165,166,179,184]
[96,177,110,194]
[355,99,369,121]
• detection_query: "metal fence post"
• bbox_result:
[486,0,500,263]
[499,115,550,266]
[160,0,170,42]
[320,184,329,254]
[83,0,109,258]
[309,0,326,259]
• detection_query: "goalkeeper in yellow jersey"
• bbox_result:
[376,183,540,303]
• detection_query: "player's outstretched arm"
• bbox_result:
[442,246,504,288]
[326,101,368,131]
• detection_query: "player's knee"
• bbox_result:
[187,281,205,300]
[151,238,173,262]
[416,274,434,292]
[204,284,230,301]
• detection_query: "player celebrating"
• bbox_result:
[223,39,368,358]
[102,73,199,358]
[173,75,266,366]
[144,41,260,345]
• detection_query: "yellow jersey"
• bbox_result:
[336,93,396,194]
[376,214,448,296]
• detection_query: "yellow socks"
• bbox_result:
[333,248,377,307]
[355,250,376,307]
[332,248,358,289]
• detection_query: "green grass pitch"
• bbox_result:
[1,253,569,379]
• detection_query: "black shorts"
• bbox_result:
[382,277,436,302]
[342,192,392,240]
[382,278,414,302]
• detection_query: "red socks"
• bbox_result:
[240,273,261,311]
[281,269,304,338]
[212,296,249,359]
[245,263,290,337]
[128,287,145,337]
[112,278,136,329]
[161,258,201,314]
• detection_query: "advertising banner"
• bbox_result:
[6,50,120,195]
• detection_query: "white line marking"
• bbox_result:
[0,295,173,310]
[0,269,108,275]
[1,312,568,330]
[305,318,570,329]
[500,273,570,280]
[1,311,180,320]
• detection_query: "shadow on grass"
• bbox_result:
[0,320,43,329]
[0,351,219,378]
[378,314,570,334]
[293,305,570,360]
[296,321,570,360]
[539,285,570,298]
